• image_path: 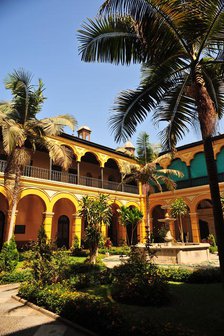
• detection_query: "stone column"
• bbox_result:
[43,212,54,240]
[101,223,107,239]
[100,167,104,189]
[121,173,124,192]
[189,212,200,243]
[74,215,82,247]
[77,161,80,185]
[70,213,77,247]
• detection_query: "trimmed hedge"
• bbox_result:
[19,282,123,335]
[0,270,32,284]
[157,266,221,283]
[18,282,197,336]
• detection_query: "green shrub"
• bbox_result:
[209,245,218,254]
[111,247,170,306]
[157,267,191,282]
[19,282,124,336]
[69,268,113,290]
[0,270,32,284]
[0,236,19,272]
[187,267,221,283]
[99,246,130,255]
[70,262,103,274]
[18,282,195,336]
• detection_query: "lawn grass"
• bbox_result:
[85,282,224,336]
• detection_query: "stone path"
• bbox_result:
[0,284,92,336]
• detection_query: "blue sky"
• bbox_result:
[1,0,222,149]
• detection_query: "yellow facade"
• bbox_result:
[0,132,142,248]
[1,131,224,248]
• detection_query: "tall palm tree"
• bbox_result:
[136,131,154,165]
[78,0,224,283]
[123,152,183,244]
[0,69,77,241]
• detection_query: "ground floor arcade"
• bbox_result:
[0,187,143,249]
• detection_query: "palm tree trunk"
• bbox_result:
[89,246,98,264]
[194,75,224,284]
[179,215,184,243]
[203,137,224,282]
[7,167,21,242]
[146,192,150,243]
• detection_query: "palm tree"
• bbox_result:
[118,205,143,245]
[123,152,183,244]
[136,132,154,165]
[0,69,77,241]
[78,0,224,283]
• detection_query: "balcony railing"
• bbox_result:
[0,160,138,194]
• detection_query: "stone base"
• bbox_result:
[148,243,210,265]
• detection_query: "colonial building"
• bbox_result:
[0,126,145,249]
[150,134,224,243]
[0,126,223,249]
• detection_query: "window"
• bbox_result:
[14,225,26,234]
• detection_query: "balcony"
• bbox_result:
[0,160,138,194]
[159,173,224,192]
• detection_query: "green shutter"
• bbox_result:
[168,159,189,181]
[217,147,224,174]
[190,153,207,178]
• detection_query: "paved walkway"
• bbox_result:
[0,284,91,336]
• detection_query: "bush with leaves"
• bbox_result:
[111,247,170,306]
[170,198,188,242]
[157,267,191,282]
[79,194,112,264]
[19,282,124,336]
[0,269,32,284]
[0,236,19,273]
[28,225,71,285]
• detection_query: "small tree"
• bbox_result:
[30,224,53,285]
[170,198,188,243]
[118,206,143,245]
[0,236,19,273]
[79,194,112,264]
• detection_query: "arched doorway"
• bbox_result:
[199,219,209,240]
[0,212,5,250]
[57,215,70,248]
[197,199,214,241]
[52,198,76,248]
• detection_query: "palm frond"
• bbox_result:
[41,137,72,170]
[201,62,224,119]
[196,0,224,59]
[78,16,144,65]
[100,0,191,57]
[2,122,26,154]
[154,75,198,151]
[40,114,77,135]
